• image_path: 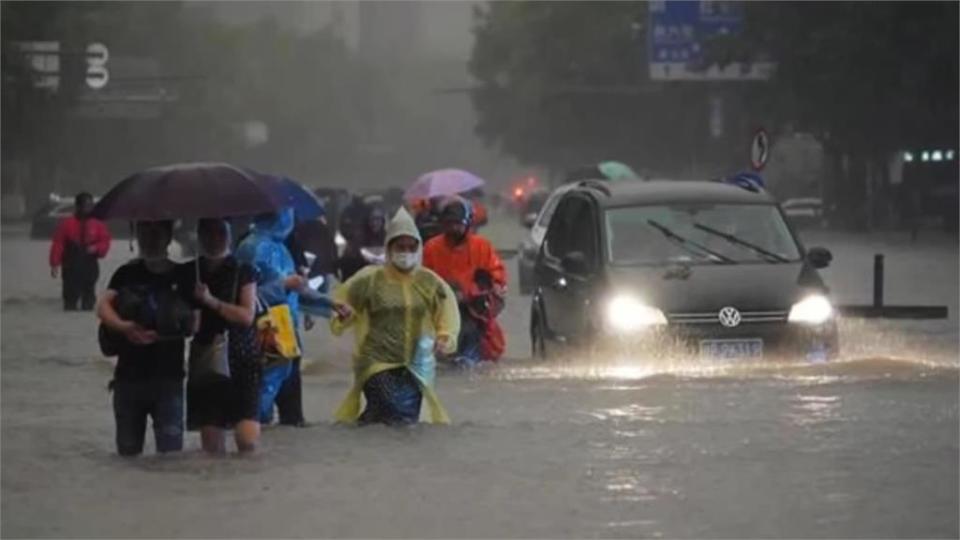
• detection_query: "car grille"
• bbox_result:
[667,310,789,325]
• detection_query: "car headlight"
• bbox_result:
[788,295,834,325]
[606,295,667,332]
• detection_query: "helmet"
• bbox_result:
[439,196,473,226]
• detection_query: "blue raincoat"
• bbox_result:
[235,208,301,423]
[236,208,299,320]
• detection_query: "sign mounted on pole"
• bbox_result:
[648,1,775,81]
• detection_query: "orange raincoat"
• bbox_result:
[422,233,507,360]
[423,234,506,297]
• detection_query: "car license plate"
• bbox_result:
[699,339,763,360]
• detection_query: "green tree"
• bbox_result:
[469,2,756,182]
[703,1,959,227]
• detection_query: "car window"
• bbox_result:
[544,195,597,266]
[566,199,598,264]
[543,197,576,258]
[535,191,563,228]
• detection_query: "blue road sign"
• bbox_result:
[648,1,771,81]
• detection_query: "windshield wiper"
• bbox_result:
[646,220,735,264]
[692,222,789,263]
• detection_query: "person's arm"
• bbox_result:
[240,243,301,302]
[196,281,256,326]
[283,273,306,291]
[96,289,158,345]
[91,220,111,258]
[49,219,67,276]
[482,238,508,289]
[432,278,461,355]
[329,268,371,335]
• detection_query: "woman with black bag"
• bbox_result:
[186,218,260,454]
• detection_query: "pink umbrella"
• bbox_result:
[404,168,485,201]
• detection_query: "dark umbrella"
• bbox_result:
[270,176,325,221]
[92,162,284,221]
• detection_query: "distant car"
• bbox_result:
[530,179,839,362]
[30,198,131,240]
[781,197,824,229]
[504,176,543,213]
[30,200,75,239]
[517,185,576,295]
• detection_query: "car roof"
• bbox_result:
[781,197,823,206]
[571,179,777,207]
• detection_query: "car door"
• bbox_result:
[522,188,564,268]
[536,194,600,341]
[556,196,603,342]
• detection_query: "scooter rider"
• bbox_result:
[422,197,507,366]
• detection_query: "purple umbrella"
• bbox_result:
[92,162,285,221]
[404,168,485,201]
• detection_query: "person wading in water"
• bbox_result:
[50,192,112,311]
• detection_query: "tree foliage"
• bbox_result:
[469,1,958,186]
[469,2,747,179]
[712,1,959,156]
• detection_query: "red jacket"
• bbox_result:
[422,233,506,298]
[49,215,111,267]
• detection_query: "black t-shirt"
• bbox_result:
[182,257,257,344]
[107,260,194,381]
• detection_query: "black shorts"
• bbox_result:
[186,375,233,430]
[186,347,261,430]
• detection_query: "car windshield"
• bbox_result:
[605,203,801,265]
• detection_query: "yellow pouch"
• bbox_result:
[256,303,301,361]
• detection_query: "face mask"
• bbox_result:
[391,251,419,271]
[138,238,167,261]
[199,229,231,260]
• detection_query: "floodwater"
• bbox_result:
[1,222,957,538]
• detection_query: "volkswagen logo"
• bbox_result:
[718,306,742,328]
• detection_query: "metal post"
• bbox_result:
[873,254,885,308]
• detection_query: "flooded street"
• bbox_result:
[2,223,957,538]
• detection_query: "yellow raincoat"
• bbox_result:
[331,208,460,423]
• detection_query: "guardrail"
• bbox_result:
[837,254,949,319]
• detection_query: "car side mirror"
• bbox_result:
[561,251,590,275]
[522,213,537,228]
[807,246,832,269]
